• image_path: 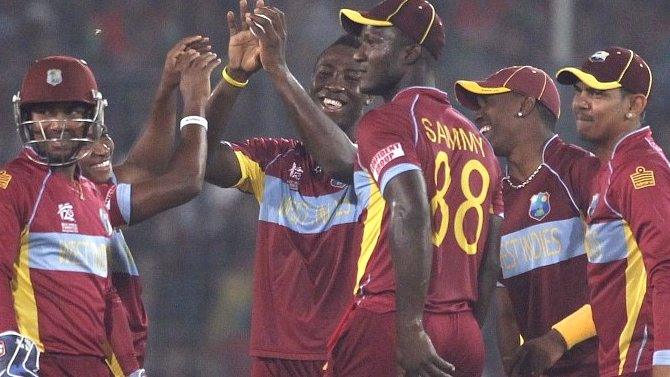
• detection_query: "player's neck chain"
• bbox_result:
[504,163,544,190]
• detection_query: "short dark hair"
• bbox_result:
[314,34,361,67]
[536,102,558,131]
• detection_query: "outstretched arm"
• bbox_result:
[116,36,212,183]
[384,171,454,377]
[205,0,263,188]
[129,49,221,224]
[247,6,357,182]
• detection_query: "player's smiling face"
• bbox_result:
[310,44,367,130]
[354,26,405,97]
[80,134,114,183]
[29,102,91,164]
[571,82,629,145]
[474,93,519,156]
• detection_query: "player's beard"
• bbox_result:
[32,140,89,166]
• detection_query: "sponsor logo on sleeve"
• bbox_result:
[528,192,551,221]
[630,166,655,189]
[0,171,12,189]
[370,143,405,181]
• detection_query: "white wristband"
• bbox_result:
[179,116,208,131]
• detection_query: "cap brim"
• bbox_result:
[556,67,622,90]
[339,9,393,35]
[454,80,511,111]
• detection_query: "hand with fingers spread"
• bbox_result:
[162,35,213,89]
[396,322,455,377]
[179,49,222,115]
[226,0,264,83]
[245,5,289,75]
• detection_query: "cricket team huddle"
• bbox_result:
[0,0,668,376]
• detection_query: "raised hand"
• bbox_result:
[245,5,288,75]
[161,35,213,89]
[226,0,264,82]
[178,49,221,115]
[396,324,455,377]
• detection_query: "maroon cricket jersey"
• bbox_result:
[109,229,147,364]
[353,87,503,315]
[107,174,148,364]
[230,137,362,360]
[501,136,598,373]
[0,149,130,357]
[581,127,670,375]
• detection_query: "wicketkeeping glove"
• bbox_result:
[0,331,40,376]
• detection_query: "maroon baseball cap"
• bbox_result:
[455,66,561,118]
[556,47,652,98]
[19,55,99,107]
[340,0,445,59]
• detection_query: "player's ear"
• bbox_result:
[517,96,537,118]
[626,93,647,119]
[403,44,422,65]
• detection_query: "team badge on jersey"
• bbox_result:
[587,194,600,218]
[0,171,12,189]
[630,166,655,189]
[529,192,550,221]
[46,69,63,86]
[288,162,304,191]
[58,202,78,233]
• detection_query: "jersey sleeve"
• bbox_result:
[229,138,298,199]
[543,138,599,213]
[611,158,670,357]
[104,286,140,375]
[101,183,131,228]
[0,171,29,332]
[356,106,421,194]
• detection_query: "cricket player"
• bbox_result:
[327,1,503,376]
[204,1,368,375]
[557,47,670,377]
[0,47,217,376]
[455,65,599,376]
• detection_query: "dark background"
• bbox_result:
[1,1,668,375]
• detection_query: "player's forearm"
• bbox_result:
[129,125,206,224]
[267,67,356,182]
[495,287,522,364]
[652,262,670,367]
[386,174,432,327]
[550,304,596,350]
[474,215,502,325]
[120,81,179,181]
[206,74,245,147]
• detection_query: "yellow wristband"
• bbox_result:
[222,66,249,88]
[551,304,597,350]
